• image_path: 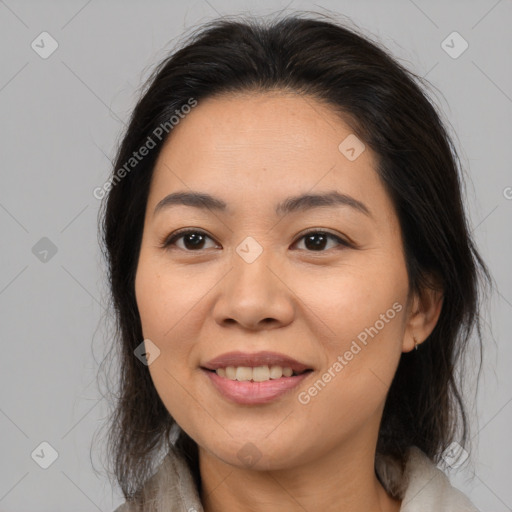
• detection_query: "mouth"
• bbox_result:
[200,351,314,404]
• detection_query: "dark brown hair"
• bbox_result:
[97,11,491,501]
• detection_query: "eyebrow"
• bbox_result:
[153,190,372,219]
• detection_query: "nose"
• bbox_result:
[212,248,295,331]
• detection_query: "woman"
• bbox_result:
[99,11,491,511]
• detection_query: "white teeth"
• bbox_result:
[269,365,283,379]
[225,366,236,379]
[215,365,297,381]
[252,365,270,382]
[235,366,253,381]
[282,367,293,377]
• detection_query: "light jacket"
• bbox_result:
[113,445,480,511]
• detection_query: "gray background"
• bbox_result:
[0,0,511,510]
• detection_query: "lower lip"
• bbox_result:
[202,369,312,405]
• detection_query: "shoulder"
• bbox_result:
[111,447,203,512]
[376,446,480,512]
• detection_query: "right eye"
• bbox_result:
[159,229,219,251]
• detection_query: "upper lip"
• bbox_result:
[202,351,313,373]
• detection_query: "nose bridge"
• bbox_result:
[213,235,294,329]
[231,234,277,301]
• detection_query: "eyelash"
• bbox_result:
[159,228,352,252]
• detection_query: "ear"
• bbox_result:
[402,277,444,352]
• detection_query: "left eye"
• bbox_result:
[160,229,350,252]
[293,231,350,251]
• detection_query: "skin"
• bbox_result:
[134,90,443,512]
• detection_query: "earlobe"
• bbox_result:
[403,285,444,353]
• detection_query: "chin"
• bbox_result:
[200,435,305,472]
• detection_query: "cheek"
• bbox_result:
[295,295,406,442]
[296,251,407,344]
[134,251,212,419]
[135,249,203,341]
[293,254,407,411]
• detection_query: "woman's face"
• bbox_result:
[135,91,430,470]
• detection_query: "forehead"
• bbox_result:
[148,91,388,218]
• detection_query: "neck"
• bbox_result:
[199,438,401,512]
